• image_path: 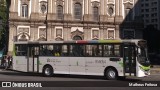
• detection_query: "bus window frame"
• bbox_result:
[15,43,123,58]
[15,44,28,56]
[103,43,122,57]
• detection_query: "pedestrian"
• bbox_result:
[8,56,12,68]
[4,55,9,70]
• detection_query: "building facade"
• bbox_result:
[140,0,160,30]
[8,0,143,53]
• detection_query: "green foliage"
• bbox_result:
[0,0,8,50]
[0,0,7,22]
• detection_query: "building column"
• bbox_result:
[10,0,14,12]
[88,0,91,14]
[14,0,18,12]
[84,0,88,14]
[104,0,107,15]
[100,0,104,15]
[35,0,39,13]
[119,0,122,16]
[8,26,16,52]
[68,0,71,14]
[64,0,68,14]
[52,0,55,13]
[30,27,34,41]
[48,0,52,13]
[115,0,119,16]
[32,0,36,13]
[47,28,52,41]
[115,25,120,39]
[51,27,55,40]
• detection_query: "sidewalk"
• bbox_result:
[150,65,160,75]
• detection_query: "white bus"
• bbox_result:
[12,40,150,80]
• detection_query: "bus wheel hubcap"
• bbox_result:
[108,71,115,78]
[45,68,51,75]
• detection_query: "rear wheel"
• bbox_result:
[43,66,53,77]
[105,68,118,80]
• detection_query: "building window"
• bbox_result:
[57,5,63,20]
[145,9,149,12]
[123,30,135,39]
[92,30,99,39]
[56,29,62,37]
[125,8,132,21]
[145,14,149,18]
[145,3,149,7]
[93,7,99,21]
[39,27,46,40]
[55,28,63,41]
[73,36,82,40]
[74,3,82,20]
[107,30,115,39]
[22,4,28,17]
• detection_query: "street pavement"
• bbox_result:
[0,69,160,90]
[0,69,159,81]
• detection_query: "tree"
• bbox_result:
[0,0,8,51]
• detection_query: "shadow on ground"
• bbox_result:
[0,69,141,82]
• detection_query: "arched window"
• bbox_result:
[57,5,63,19]
[74,3,82,20]
[93,7,99,21]
[22,4,28,17]
[73,35,82,40]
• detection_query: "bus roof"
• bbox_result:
[14,39,145,45]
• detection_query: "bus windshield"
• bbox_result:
[137,41,150,66]
[139,47,147,57]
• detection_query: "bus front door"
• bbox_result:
[28,46,39,73]
[123,45,136,76]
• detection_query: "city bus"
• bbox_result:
[12,39,150,80]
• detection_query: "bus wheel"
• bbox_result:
[105,68,117,80]
[43,66,53,77]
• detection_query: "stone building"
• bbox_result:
[8,0,143,52]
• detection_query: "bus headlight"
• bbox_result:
[139,66,150,75]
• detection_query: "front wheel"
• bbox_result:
[105,68,118,80]
[43,66,53,77]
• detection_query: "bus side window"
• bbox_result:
[103,44,121,57]
[15,45,27,56]
[104,45,113,57]
[92,45,102,57]
[53,45,62,57]
[70,45,84,57]
[114,45,121,57]
[61,45,68,56]
[15,46,18,56]
[92,45,99,56]
[85,45,92,57]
